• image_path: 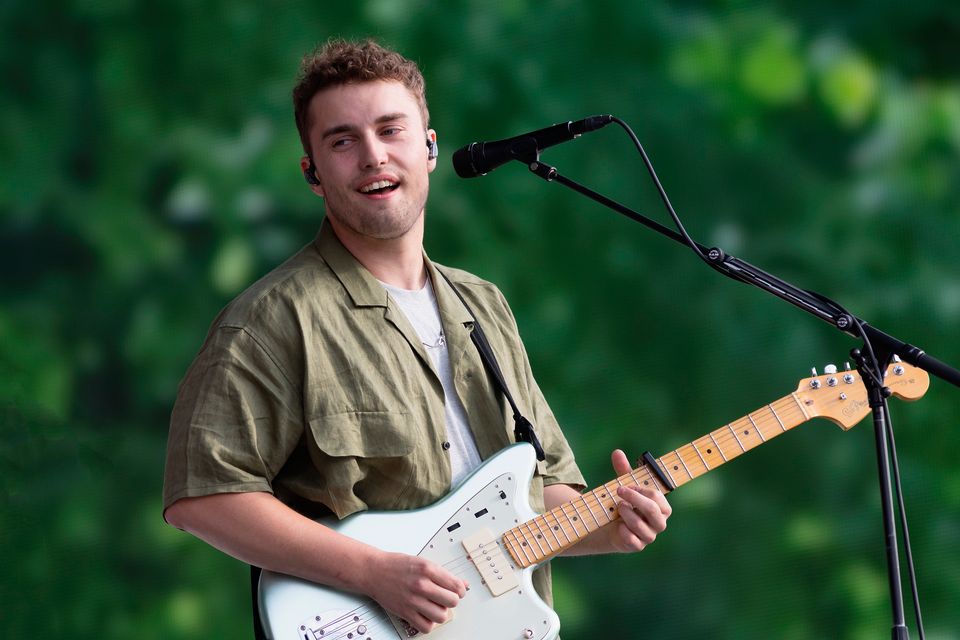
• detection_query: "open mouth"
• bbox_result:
[358,179,400,195]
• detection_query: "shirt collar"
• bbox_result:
[313,218,391,308]
[312,218,473,327]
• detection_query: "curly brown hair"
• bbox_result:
[293,38,429,158]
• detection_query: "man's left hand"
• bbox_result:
[607,448,672,553]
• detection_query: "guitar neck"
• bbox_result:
[502,392,812,568]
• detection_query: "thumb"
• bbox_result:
[611,449,633,476]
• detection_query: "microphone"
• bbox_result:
[452,114,614,178]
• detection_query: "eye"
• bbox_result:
[380,126,402,137]
[331,137,354,149]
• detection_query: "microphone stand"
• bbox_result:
[517,152,960,638]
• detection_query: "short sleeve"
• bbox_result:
[162,326,304,517]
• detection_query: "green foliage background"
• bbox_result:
[3,1,959,638]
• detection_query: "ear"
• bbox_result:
[300,155,325,196]
[426,129,438,173]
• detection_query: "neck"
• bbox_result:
[327,215,427,290]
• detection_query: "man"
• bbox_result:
[163,38,671,636]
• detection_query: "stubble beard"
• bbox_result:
[326,184,429,241]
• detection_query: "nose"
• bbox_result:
[358,133,388,169]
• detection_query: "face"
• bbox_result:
[302,80,436,241]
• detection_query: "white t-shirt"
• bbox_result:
[381,277,483,487]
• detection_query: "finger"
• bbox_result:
[420,581,462,610]
[403,609,437,635]
[611,449,632,476]
[618,519,658,549]
[423,561,469,599]
[411,595,452,625]
[638,486,673,517]
[618,487,669,532]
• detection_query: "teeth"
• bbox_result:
[359,180,397,193]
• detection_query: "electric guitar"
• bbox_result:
[258,362,929,639]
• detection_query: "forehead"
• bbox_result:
[307,80,425,135]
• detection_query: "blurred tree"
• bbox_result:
[2,1,958,638]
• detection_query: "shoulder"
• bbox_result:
[216,241,341,332]
[433,262,506,302]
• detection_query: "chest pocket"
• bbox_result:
[307,411,417,518]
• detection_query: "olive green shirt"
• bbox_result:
[163,219,586,603]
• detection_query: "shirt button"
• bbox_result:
[441,441,451,450]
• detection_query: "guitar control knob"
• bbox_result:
[824,364,838,375]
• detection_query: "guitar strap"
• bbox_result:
[435,267,546,462]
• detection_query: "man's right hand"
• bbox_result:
[363,551,468,635]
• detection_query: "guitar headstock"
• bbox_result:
[794,362,930,430]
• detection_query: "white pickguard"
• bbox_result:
[258,444,560,640]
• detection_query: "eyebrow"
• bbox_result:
[320,112,410,140]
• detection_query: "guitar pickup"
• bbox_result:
[462,528,519,597]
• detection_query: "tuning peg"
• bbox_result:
[824,364,838,374]
[845,362,851,371]
[893,354,902,363]
[811,367,818,376]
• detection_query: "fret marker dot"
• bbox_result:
[673,465,679,471]
[707,449,712,454]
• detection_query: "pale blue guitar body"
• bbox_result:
[258,443,560,639]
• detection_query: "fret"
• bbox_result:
[727,424,746,452]
[790,392,810,420]
[592,488,615,522]
[632,468,661,493]
[691,441,710,471]
[709,433,729,461]
[536,514,561,550]
[674,449,694,479]
[502,532,523,565]
[524,521,547,557]
[570,499,592,535]
[657,453,687,488]
[508,529,534,565]
[556,504,581,540]
[768,404,787,431]
[657,457,679,488]
[552,514,573,545]
[747,414,766,442]
[628,469,645,490]
[562,503,586,538]
[581,495,603,529]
